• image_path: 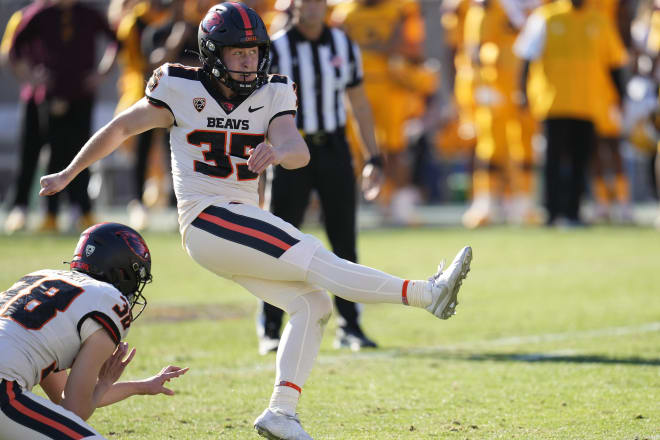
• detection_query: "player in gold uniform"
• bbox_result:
[332,0,436,224]
[585,0,634,223]
[115,1,170,115]
[516,0,628,225]
[436,0,478,172]
[462,0,542,228]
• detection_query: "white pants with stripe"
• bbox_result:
[185,202,410,391]
[0,380,105,440]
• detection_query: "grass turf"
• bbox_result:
[1,226,658,439]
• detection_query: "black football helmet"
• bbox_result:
[198,2,271,95]
[70,223,152,320]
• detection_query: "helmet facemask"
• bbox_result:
[125,264,151,321]
[202,40,270,96]
[197,3,272,96]
[200,40,271,95]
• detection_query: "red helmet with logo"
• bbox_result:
[71,223,152,319]
[198,2,271,95]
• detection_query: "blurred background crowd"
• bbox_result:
[1,0,660,234]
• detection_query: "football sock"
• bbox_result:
[231,277,328,399]
[269,382,300,416]
[276,291,328,393]
[401,279,433,308]
[307,247,432,308]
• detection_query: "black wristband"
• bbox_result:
[366,155,384,168]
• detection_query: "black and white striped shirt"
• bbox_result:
[269,25,363,135]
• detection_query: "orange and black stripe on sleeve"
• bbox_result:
[146,96,177,126]
[77,311,121,345]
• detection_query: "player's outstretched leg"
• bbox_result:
[425,246,472,319]
[306,245,473,319]
[254,408,312,440]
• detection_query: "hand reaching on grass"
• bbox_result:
[94,347,189,407]
[138,365,189,396]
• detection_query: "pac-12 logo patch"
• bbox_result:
[85,244,96,257]
[193,98,206,112]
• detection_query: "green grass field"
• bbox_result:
[1,226,659,439]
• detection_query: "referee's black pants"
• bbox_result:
[10,97,44,208]
[261,128,361,337]
[543,118,595,224]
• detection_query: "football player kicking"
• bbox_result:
[0,223,188,439]
[39,3,472,439]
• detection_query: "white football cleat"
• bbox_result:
[254,408,312,440]
[426,246,472,319]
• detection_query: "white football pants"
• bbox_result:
[185,202,413,389]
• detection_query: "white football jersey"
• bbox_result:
[145,63,298,236]
[0,270,131,390]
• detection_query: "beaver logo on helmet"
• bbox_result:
[117,230,150,261]
[201,10,223,33]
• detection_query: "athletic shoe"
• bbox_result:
[334,326,377,351]
[426,246,472,319]
[254,408,312,440]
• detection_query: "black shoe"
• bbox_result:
[334,326,378,351]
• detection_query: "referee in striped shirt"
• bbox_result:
[257,0,383,355]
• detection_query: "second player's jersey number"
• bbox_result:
[187,130,265,180]
[0,275,84,330]
[0,275,129,331]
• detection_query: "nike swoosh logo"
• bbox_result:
[248,106,264,113]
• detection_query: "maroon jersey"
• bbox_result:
[11,2,117,100]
